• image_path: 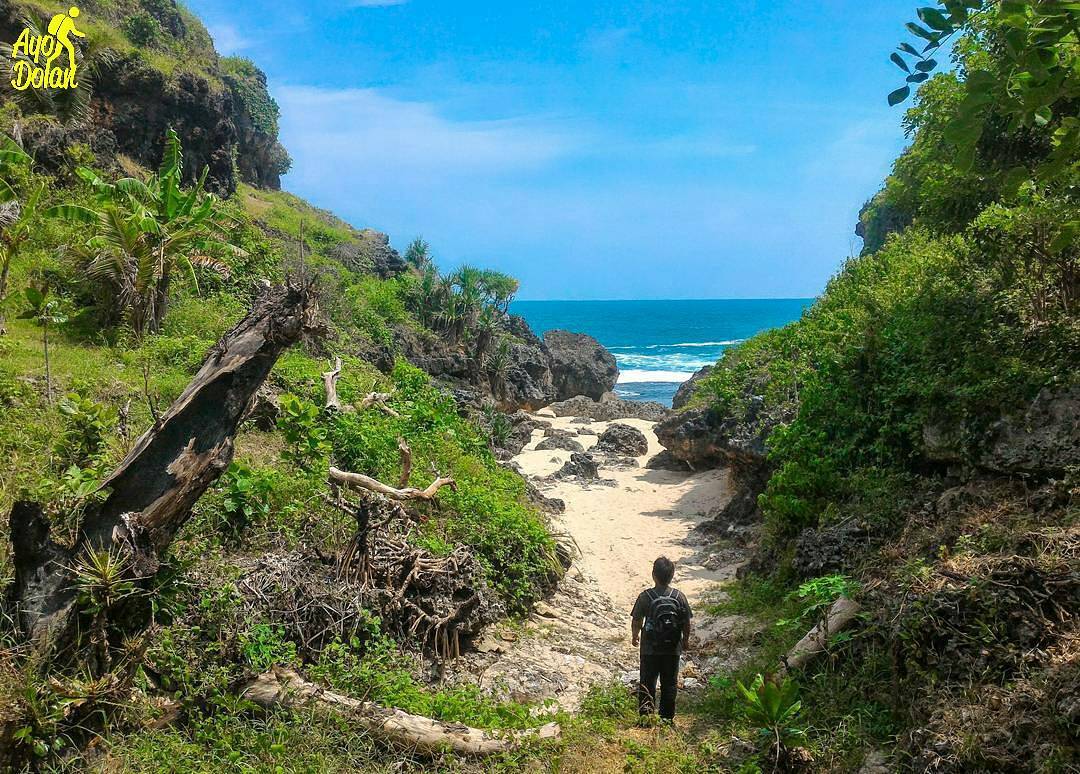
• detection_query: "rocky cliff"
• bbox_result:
[0,0,289,194]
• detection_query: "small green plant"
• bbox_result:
[736,674,804,767]
[219,462,273,539]
[276,393,329,469]
[776,574,859,630]
[239,623,297,672]
[57,392,112,466]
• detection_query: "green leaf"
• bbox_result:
[891,52,910,72]
[907,72,930,83]
[1034,105,1053,126]
[917,7,953,31]
[44,204,99,224]
[915,58,938,72]
[905,21,938,41]
[898,42,922,57]
[888,85,911,105]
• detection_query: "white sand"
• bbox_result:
[515,414,735,614]
[465,412,744,709]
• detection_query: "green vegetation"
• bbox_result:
[0,105,556,769]
[679,2,1080,769]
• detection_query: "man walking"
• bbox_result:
[630,556,692,722]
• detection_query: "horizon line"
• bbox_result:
[512,296,818,303]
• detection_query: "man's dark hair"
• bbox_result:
[652,556,675,585]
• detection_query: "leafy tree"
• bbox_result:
[888,2,1080,176]
[18,286,67,403]
[47,129,241,336]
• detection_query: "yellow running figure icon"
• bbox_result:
[46,6,84,75]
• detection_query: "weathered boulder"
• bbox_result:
[672,365,713,410]
[548,395,669,422]
[553,453,599,480]
[594,423,649,457]
[536,436,585,453]
[655,395,771,469]
[543,330,618,401]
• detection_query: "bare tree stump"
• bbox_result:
[8,285,316,658]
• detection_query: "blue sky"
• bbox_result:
[187,0,917,300]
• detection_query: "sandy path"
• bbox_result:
[515,414,735,614]
[460,412,744,710]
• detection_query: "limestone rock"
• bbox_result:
[594,423,649,456]
[543,330,618,401]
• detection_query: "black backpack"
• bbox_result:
[644,589,684,647]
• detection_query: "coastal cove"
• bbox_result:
[514,298,813,404]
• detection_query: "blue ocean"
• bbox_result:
[512,299,814,406]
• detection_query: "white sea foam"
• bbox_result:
[647,340,744,348]
[618,369,694,384]
[607,339,743,351]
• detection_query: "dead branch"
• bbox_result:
[358,391,400,417]
[241,667,559,756]
[329,466,456,502]
[397,438,412,489]
[323,356,343,411]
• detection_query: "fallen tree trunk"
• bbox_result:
[781,597,861,672]
[8,285,316,658]
[241,667,560,756]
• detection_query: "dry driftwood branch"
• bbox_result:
[8,285,316,657]
[241,667,559,756]
[782,597,861,672]
[358,391,400,417]
[329,466,456,502]
[323,356,344,411]
[397,437,412,489]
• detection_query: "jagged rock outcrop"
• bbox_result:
[547,395,669,422]
[672,365,713,410]
[594,423,649,457]
[552,453,599,480]
[328,230,408,279]
[0,3,288,195]
[543,330,618,401]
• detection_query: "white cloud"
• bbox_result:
[277,86,580,181]
[207,22,251,56]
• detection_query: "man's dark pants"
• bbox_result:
[638,652,679,719]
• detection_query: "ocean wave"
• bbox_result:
[646,339,744,348]
[607,339,744,351]
[617,369,694,384]
[616,353,716,370]
[614,388,640,397]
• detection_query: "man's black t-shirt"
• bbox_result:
[631,586,692,655]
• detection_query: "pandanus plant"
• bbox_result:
[47,129,242,336]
